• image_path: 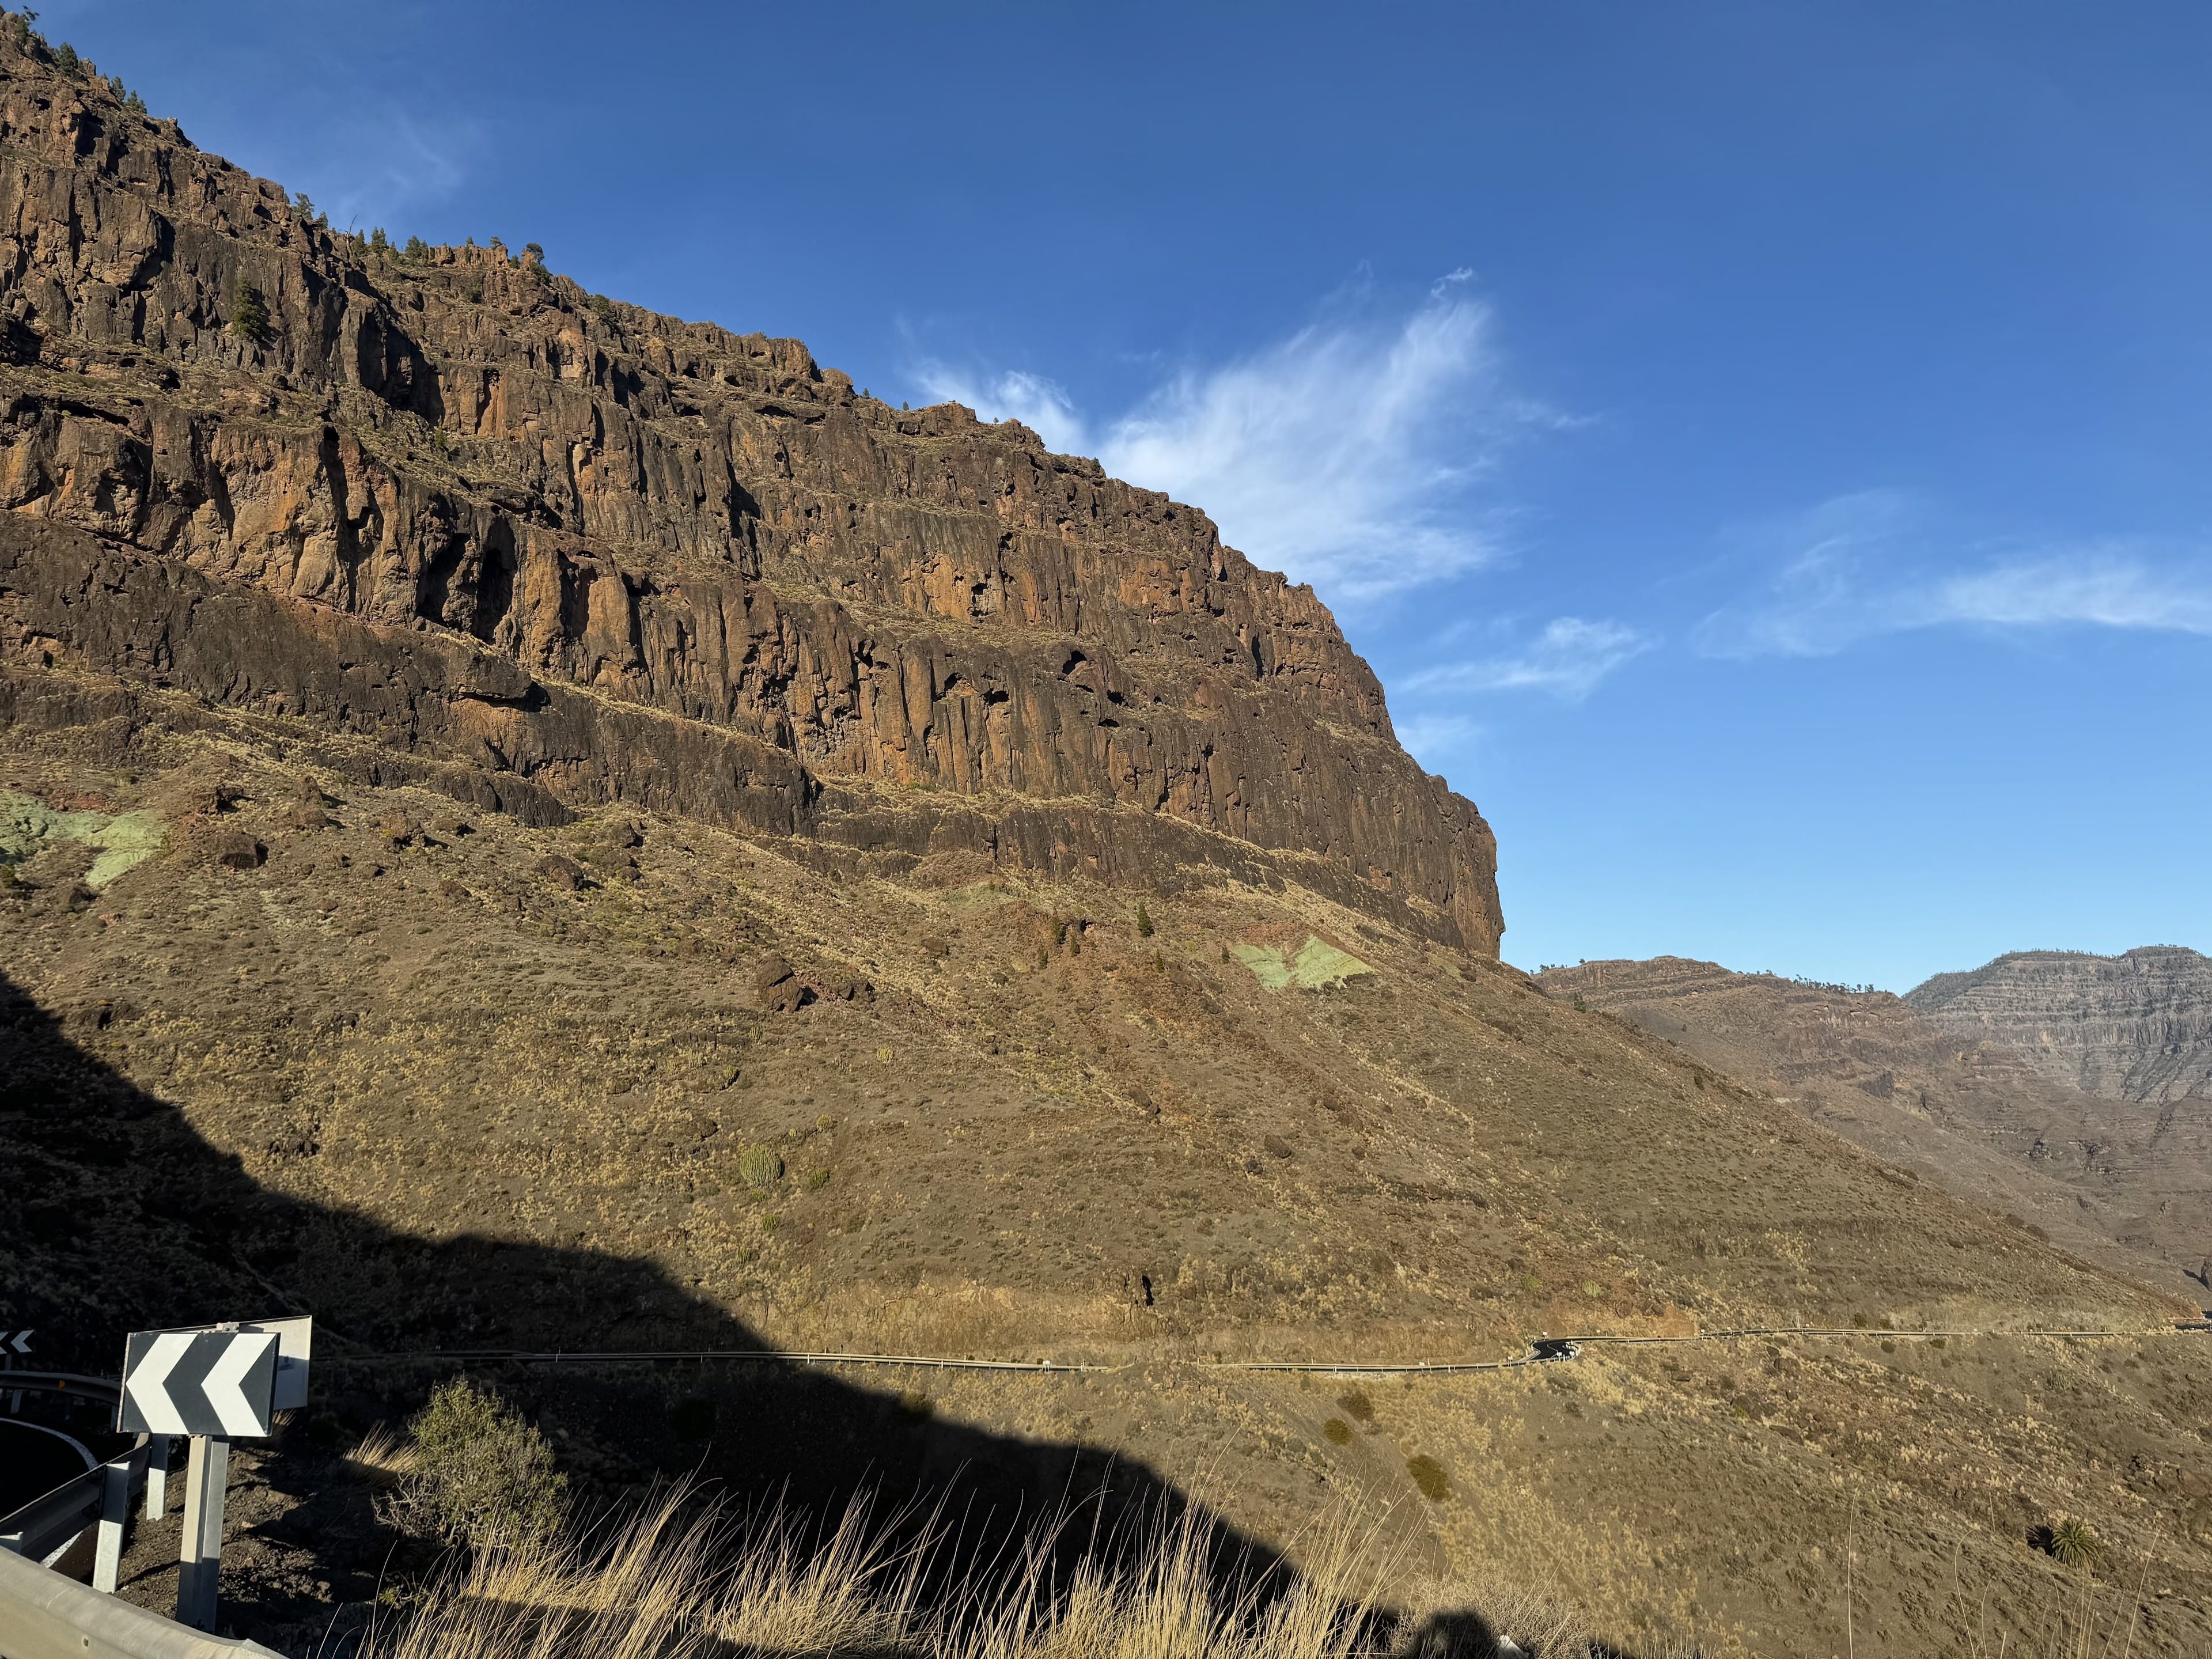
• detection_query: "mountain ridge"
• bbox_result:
[1907,945,2212,1104]
[0,46,1501,952]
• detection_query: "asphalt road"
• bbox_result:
[0,1416,96,1517]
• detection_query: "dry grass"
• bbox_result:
[352,1481,1638,1659]
[345,1423,419,1486]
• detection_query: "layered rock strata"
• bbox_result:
[1908,948,2212,1103]
[0,47,1499,950]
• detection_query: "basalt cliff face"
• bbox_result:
[0,56,1500,952]
[1908,947,2212,1105]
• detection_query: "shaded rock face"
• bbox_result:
[1908,948,2212,1104]
[0,51,1500,952]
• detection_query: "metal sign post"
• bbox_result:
[117,1317,309,1632]
[176,1435,229,1631]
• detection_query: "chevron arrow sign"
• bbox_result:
[0,1330,29,1354]
[118,1328,278,1438]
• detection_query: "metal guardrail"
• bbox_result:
[0,1435,151,1573]
[0,1541,282,1659]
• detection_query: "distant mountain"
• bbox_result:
[1538,956,2212,1293]
[1907,946,2212,1103]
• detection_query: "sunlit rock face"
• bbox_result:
[0,55,1500,953]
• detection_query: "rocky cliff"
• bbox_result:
[1908,947,2212,1103]
[1540,956,2212,1286]
[0,46,1500,952]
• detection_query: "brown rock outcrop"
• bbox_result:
[0,47,1500,951]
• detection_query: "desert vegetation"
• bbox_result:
[353,1468,1630,1659]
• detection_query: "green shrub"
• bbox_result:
[369,226,389,256]
[461,276,484,304]
[1405,1454,1450,1502]
[738,1144,784,1190]
[402,234,429,263]
[52,40,78,77]
[379,1378,566,1550]
[1322,1418,1351,1446]
[2047,1518,2106,1571]
[229,276,269,343]
[1135,903,1154,938]
[1336,1389,1374,1425]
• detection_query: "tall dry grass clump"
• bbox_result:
[354,1477,1625,1659]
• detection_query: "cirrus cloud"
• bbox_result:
[912,272,1554,601]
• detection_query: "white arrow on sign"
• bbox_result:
[10,1331,28,1353]
[202,1334,274,1437]
[123,1331,200,1435]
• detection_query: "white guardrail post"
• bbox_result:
[0,1541,284,1658]
[145,1435,171,1521]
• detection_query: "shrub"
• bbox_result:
[402,234,429,263]
[1135,902,1154,938]
[369,226,389,255]
[738,1144,784,1190]
[461,276,485,304]
[2047,1517,2106,1571]
[379,1378,566,1550]
[524,241,544,261]
[229,276,268,343]
[589,294,620,327]
[52,40,78,76]
[1322,1418,1351,1445]
[1336,1388,1374,1424]
[1405,1454,1451,1502]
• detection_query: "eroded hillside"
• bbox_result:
[1540,956,2212,1292]
[1910,947,2212,1105]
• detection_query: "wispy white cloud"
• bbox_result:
[912,272,1550,601]
[1393,711,1485,775]
[1405,617,1653,702]
[1928,559,2212,633]
[1695,491,2212,658]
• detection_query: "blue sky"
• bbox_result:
[53,2,2212,988]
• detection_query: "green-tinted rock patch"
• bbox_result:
[1231,934,1374,993]
[0,789,165,889]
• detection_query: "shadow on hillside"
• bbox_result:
[0,969,1645,1658]
[0,969,1309,1637]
